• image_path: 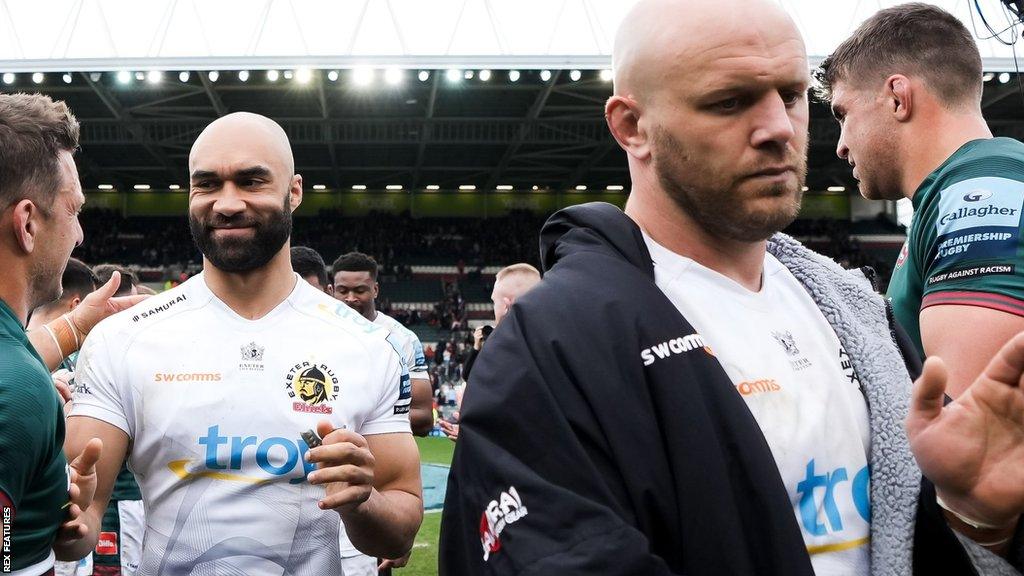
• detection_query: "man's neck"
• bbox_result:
[0,257,32,327]
[625,177,767,292]
[902,112,992,200]
[202,248,297,320]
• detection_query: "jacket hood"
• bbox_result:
[540,202,654,279]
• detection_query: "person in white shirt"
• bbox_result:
[332,251,433,574]
[61,112,423,576]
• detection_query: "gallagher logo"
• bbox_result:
[480,486,528,562]
[963,189,993,202]
[286,362,340,414]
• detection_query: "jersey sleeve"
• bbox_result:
[70,327,133,437]
[406,331,429,380]
[0,367,53,510]
[919,175,1024,317]
[358,336,412,436]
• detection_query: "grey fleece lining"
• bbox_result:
[768,233,1020,576]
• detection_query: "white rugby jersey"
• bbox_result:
[335,310,429,559]
[72,273,411,576]
[373,311,428,381]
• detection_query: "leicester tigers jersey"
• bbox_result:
[72,273,411,576]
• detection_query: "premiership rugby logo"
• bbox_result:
[285,362,340,414]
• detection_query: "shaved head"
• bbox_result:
[187,112,302,274]
[613,0,803,102]
[189,112,294,177]
[608,0,809,244]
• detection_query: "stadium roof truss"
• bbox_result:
[0,0,1022,193]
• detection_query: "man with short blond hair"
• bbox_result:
[490,263,541,326]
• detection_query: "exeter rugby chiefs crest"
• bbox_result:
[286,361,340,414]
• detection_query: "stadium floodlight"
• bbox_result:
[496,185,513,190]
[351,184,367,190]
[238,70,250,82]
[134,184,151,190]
[569,70,582,82]
[575,185,587,190]
[327,70,339,82]
[116,70,132,84]
[827,186,845,192]
[352,67,374,87]
[801,186,809,192]
[313,184,327,190]
[89,72,101,82]
[479,69,492,82]
[296,68,313,84]
[267,70,280,82]
[135,71,145,81]
[508,70,520,82]
[459,184,476,190]
[999,72,1011,84]
[464,70,474,79]
[147,70,163,84]
[445,69,462,83]
[169,184,181,190]
[97,184,114,190]
[540,70,552,81]
[418,70,429,82]
[606,185,624,191]
[385,184,404,190]
[31,72,43,84]
[983,72,995,82]
[178,71,190,82]
[384,68,403,86]
[532,185,539,190]
[283,70,294,80]
[1,73,13,84]
[600,69,613,82]
[62,73,72,84]
[208,71,220,82]
[426,185,440,190]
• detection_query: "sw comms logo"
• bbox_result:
[480,486,528,562]
[641,333,712,366]
[286,361,340,414]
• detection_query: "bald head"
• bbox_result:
[190,112,294,177]
[613,0,802,101]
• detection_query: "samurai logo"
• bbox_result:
[480,486,528,561]
[286,362,340,414]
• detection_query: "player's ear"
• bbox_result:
[887,75,912,122]
[289,174,303,212]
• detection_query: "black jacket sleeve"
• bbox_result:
[439,306,681,575]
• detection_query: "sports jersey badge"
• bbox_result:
[240,341,265,372]
[286,362,340,414]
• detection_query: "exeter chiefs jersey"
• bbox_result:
[888,137,1024,357]
[373,311,428,382]
[71,273,411,576]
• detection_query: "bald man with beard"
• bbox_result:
[61,112,423,575]
[439,1,1024,574]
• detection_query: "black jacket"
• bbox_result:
[439,202,993,575]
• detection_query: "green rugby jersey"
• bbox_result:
[0,299,70,572]
[888,137,1024,357]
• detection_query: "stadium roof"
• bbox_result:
[0,0,1021,70]
[0,0,1022,196]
